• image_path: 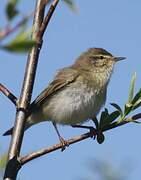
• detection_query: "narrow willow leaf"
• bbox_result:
[1,28,35,53]
[6,0,19,20]
[132,98,141,110]
[63,0,78,12]
[132,88,141,104]
[97,132,105,144]
[128,72,136,103]
[14,28,33,41]
[99,111,120,130]
[2,40,35,53]
[99,109,109,128]
[110,103,123,115]
[106,111,120,124]
[117,116,125,124]
[124,103,133,116]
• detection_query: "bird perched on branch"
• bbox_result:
[4,48,126,149]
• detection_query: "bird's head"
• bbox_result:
[74,48,126,74]
[73,48,126,87]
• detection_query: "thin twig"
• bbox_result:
[0,83,17,106]
[0,0,51,40]
[0,13,33,41]
[102,112,141,131]
[37,0,59,39]
[19,113,141,165]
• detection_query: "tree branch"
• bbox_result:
[37,0,59,39]
[4,0,60,179]
[19,112,141,166]
[0,83,17,106]
[20,132,91,165]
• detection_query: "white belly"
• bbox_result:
[41,83,106,125]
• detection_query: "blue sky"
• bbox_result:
[0,0,141,179]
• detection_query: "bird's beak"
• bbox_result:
[113,56,126,62]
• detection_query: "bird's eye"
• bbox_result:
[100,56,104,59]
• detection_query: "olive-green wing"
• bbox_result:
[29,67,79,112]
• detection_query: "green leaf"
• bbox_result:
[63,0,78,12]
[117,115,126,124]
[0,28,36,53]
[128,72,136,103]
[124,103,133,116]
[132,88,141,104]
[109,111,120,122]
[110,103,123,115]
[132,98,141,110]
[99,111,120,130]
[99,109,109,128]
[1,39,35,53]
[97,132,105,144]
[6,0,19,20]
[13,28,32,41]
[105,111,120,125]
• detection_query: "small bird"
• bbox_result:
[4,48,126,149]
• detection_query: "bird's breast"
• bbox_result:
[42,81,106,125]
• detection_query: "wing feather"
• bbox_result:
[29,67,79,113]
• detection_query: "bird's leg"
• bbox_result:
[71,124,97,139]
[91,116,99,128]
[52,122,69,151]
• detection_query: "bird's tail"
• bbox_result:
[3,118,32,136]
[3,127,13,136]
[3,123,32,136]
[3,113,45,136]
[3,122,32,136]
[3,108,47,136]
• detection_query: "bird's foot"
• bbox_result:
[88,127,97,139]
[59,137,69,151]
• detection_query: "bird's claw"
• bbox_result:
[89,127,97,139]
[59,137,69,151]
